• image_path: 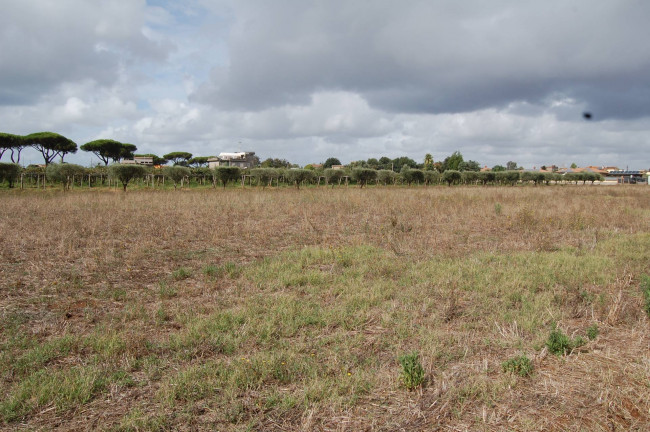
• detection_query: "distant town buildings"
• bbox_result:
[207,152,257,169]
[120,156,153,166]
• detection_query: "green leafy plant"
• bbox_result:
[546,324,586,355]
[546,325,571,355]
[398,352,424,390]
[502,355,533,377]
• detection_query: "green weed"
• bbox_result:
[545,325,585,355]
[398,352,425,390]
[502,355,533,377]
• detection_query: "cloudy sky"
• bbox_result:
[2,0,649,168]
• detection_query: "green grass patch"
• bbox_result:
[1,366,110,422]
[171,267,191,280]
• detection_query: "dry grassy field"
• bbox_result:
[1,185,649,431]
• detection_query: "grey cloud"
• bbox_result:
[194,0,650,119]
[0,0,171,105]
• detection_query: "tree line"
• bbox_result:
[0,162,604,191]
[1,130,604,191]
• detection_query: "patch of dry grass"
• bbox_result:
[0,186,649,431]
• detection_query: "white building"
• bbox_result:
[207,152,257,169]
[120,156,153,166]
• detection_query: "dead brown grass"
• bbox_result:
[0,185,649,431]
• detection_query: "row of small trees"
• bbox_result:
[0,162,605,190]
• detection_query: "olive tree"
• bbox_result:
[461,170,479,185]
[351,168,377,188]
[478,171,495,185]
[46,163,87,190]
[286,169,315,189]
[24,132,77,164]
[423,170,440,186]
[585,172,603,184]
[324,168,344,186]
[109,164,148,191]
[520,171,536,185]
[214,166,241,188]
[442,170,461,186]
[251,168,280,188]
[0,162,21,188]
[496,170,520,186]
[377,169,397,186]
[564,172,580,184]
[162,166,191,189]
[401,168,425,186]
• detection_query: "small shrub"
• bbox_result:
[398,352,424,390]
[546,325,571,355]
[586,324,599,340]
[494,203,502,215]
[546,325,585,355]
[502,355,533,377]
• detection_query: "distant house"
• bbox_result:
[207,152,257,169]
[330,165,345,170]
[120,156,153,166]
